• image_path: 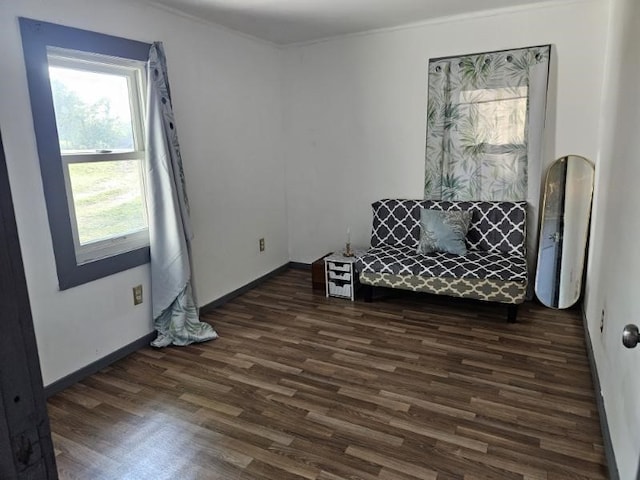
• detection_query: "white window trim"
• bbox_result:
[47,49,150,266]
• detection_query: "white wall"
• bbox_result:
[585,0,640,476]
[0,0,287,385]
[282,0,608,263]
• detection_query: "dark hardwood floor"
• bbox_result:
[48,268,608,479]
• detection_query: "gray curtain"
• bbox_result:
[425,45,551,203]
[146,42,218,347]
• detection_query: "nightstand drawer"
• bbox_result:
[327,261,350,272]
[329,271,351,281]
[328,281,351,298]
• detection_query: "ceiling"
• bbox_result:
[141,0,571,45]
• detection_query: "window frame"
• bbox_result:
[48,49,150,265]
[19,17,151,289]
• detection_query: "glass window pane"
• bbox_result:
[459,87,528,145]
[68,160,147,245]
[49,66,135,153]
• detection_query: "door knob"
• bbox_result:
[622,324,640,348]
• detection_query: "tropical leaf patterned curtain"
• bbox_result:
[425,46,550,201]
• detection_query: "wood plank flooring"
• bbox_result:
[48,268,608,479]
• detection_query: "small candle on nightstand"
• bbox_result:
[347,227,351,244]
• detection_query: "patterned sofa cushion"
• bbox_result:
[356,245,527,282]
[370,199,527,256]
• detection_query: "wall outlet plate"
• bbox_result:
[259,238,265,252]
[133,285,143,305]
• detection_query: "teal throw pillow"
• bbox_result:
[417,209,472,255]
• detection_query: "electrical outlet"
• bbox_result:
[259,238,265,252]
[133,285,143,305]
[600,308,605,333]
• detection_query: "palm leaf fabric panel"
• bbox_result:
[425,46,550,202]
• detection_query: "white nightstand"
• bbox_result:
[324,250,363,301]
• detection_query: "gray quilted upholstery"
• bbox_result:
[370,199,527,256]
[356,245,527,282]
[360,199,528,305]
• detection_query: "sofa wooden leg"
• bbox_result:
[507,304,518,323]
[363,285,373,303]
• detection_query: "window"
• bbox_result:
[48,49,148,265]
[457,86,529,192]
[19,18,152,289]
[458,87,528,146]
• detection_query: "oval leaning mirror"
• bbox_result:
[535,155,594,309]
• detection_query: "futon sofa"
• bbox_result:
[356,199,528,322]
